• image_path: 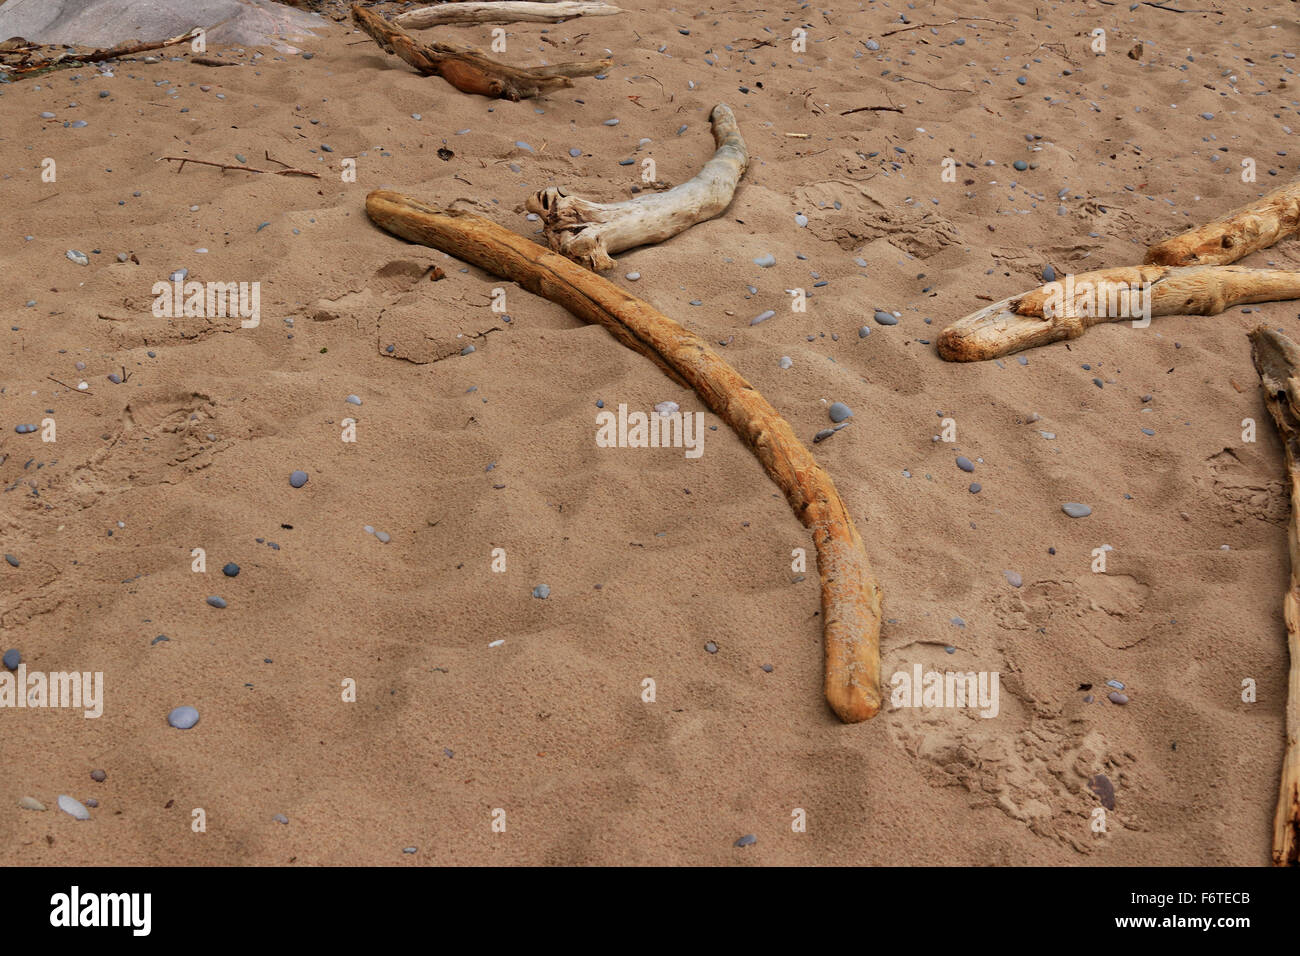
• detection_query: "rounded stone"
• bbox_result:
[167,705,200,729]
[956,456,974,472]
[90,769,107,782]
[57,795,91,820]
[222,562,240,577]
[206,595,227,609]
[289,470,309,488]
[1061,502,1092,518]
[2,648,19,670]
[828,402,853,423]
[532,584,550,599]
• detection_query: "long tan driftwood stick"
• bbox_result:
[351,4,608,100]
[937,264,1300,362]
[526,104,749,272]
[365,189,883,723]
[396,1,622,27]
[1247,325,1300,866]
[1147,178,1300,267]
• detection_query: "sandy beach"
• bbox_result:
[1,0,1298,865]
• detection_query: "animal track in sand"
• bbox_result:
[991,575,1153,650]
[793,179,959,257]
[1201,447,1287,525]
[65,391,222,502]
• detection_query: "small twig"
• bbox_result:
[840,104,904,115]
[879,16,1010,37]
[48,375,90,395]
[157,155,321,179]
[891,74,974,94]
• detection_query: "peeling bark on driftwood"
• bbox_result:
[396,1,623,28]
[938,265,1300,362]
[1147,178,1300,267]
[526,104,749,271]
[1247,325,1300,866]
[365,189,883,723]
[351,3,609,100]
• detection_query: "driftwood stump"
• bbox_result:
[365,189,884,723]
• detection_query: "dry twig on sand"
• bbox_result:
[365,189,884,723]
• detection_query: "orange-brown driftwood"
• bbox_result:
[351,4,609,101]
[1147,178,1300,267]
[938,264,1300,362]
[1248,325,1300,866]
[365,189,883,723]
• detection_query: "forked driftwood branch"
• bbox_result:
[940,177,1300,361]
[1147,178,1300,266]
[396,1,623,28]
[365,189,883,723]
[0,28,198,79]
[526,104,749,272]
[1247,325,1300,866]
[351,3,609,100]
[938,265,1300,362]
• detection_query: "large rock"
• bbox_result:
[0,0,326,52]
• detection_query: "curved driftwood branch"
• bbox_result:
[525,104,749,271]
[938,265,1300,362]
[365,189,883,723]
[1248,325,1300,866]
[396,1,622,28]
[1147,178,1300,267]
[351,3,609,100]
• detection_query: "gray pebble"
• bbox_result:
[603,118,620,126]
[66,250,90,266]
[1002,570,1023,588]
[272,813,289,824]
[569,147,582,157]
[206,595,227,609]
[753,253,776,267]
[3,649,20,670]
[375,531,391,543]
[57,795,90,820]
[734,833,757,847]
[90,769,107,782]
[1108,692,1129,705]
[865,39,880,51]
[705,641,718,654]
[222,562,240,577]
[167,705,200,729]
[750,309,775,325]
[779,356,793,369]
[1106,679,1125,690]
[1042,264,1056,282]
[956,456,974,472]
[18,796,45,811]
[1061,502,1092,518]
[532,584,551,599]
[461,345,476,355]
[345,394,362,406]
[873,310,898,326]
[858,326,871,338]
[4,553,18,567]
[795,213,808,227]
[169,268,188,281]
[828,402,853,423]
[402,846,418,854]
[625,272,640,281]
[290,470,309,488]
[969,483,981,494]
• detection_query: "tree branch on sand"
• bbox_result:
[526,104,748,272]
[395,1,623,28]
[351,3,609,101]
[364,189,884,723]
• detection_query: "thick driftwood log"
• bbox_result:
[351,3,609,100]
[1247,325,1300,866]
[365,189,883,723]
[525,104,748,271]
[396,2,622,28]
[1147,178,1300,267]
[938,265,1300,362]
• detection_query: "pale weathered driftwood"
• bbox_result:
[396,2,622,28]
[1247,325,1300,866]
[351,3,609,100]
[526,104,749,271]
[1147,178,1300,267]
[365,189,883,723]
[938,265,1300,362]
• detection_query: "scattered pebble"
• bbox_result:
[753,253,776,268]
[1061,503,1092,518]
[734,834,757,847]
[705,641,718,654]
[167,705,200,729]
[3,649,20,670]
[1108,692,1129,705]
[956,456,974,473]
[828,402,853,423]
[4,553,18,568]
[206,595,227,609]
[90,769,107,783]
[58,795,91,820]
[1002,570,1023,588]
[345,394,362,406]
[272,813,289,824]
[66,250,90,266]
[222,562,240,577]
[289,470,309,488]
[532,584,550,599]
[18,796,45,811]
[375,531,391,544]
[873,310,898,326]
